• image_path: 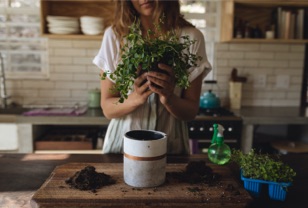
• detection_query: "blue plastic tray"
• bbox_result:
[240,171,292,201]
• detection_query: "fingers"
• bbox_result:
[147,74,175,88]
[134,63,176,101]
[147,75,175,100]
[134,72,151,93]
[147,65,175,90]
[157,63,174,76]
[136,64,143,77]
[135,71,148,87]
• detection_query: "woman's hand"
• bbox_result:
[146,63,203,121]
[131,66,153,106]
[100,66,152,119]
[146,63,176,106]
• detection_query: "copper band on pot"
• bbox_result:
[124,152,166,161]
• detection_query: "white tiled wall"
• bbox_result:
[203,43,305,107]
[6,39,102,107]
[4,39,305,108]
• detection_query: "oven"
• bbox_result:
[187,107,243,154]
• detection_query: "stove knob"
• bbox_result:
[189,127,195,131]
[199,127,204,131]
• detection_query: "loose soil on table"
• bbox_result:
[65,165,116,192]
[168,160,240,197]
[169,160,222,185]
[65,160,240,197]
[32,162,252,207]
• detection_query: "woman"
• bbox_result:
[93,0,211,155]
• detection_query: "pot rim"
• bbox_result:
[125,130,166,141]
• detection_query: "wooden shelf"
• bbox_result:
[220,0,308,43]
[41,34,103,40]
[40,0,115,39]
[224,38,308,44]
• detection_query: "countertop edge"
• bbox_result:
[1,106,308,125]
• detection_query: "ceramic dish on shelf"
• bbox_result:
[47,15,79,22]
[81,25,103,31]
[81,25,104,35]
[81,29,103,35]
[81,23,103,29]
[80,16,104,35]
[47,15,80,35]
[47,21,79,28]
[49,27,80,35]
[80,16,103,24]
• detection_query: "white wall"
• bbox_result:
[6,39,102,107]
[205,42,305,107]
[4,39,305,108]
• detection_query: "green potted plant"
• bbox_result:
[231,149,296,201]
[101,19,202,103]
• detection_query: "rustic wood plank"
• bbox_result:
[31,163,252,208]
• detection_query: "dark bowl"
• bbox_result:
[125,130,165,141]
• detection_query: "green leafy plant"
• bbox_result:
[231,149,296,183]
[101,19,202,103]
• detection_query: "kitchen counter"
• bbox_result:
[1,107,308,153]
[233,107,308,125]
[0,108,110,125]
[1,106,307,125]
[0,107,240,124]
[0,153,307,208]
[233,107,308,153]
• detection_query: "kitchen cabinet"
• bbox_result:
[32,124,105,153]
[0,123,32,153]
[0,123,18,150]
[220,0,308,43]
[0,107,109,153]
[40,0,115,40]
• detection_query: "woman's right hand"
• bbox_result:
[130,68,153,106]
[100,68,152,119]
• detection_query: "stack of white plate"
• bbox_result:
[47,16,80,35]
[80,16,104,35]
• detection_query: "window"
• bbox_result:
[181,0,220,80]
[0,0,49,79]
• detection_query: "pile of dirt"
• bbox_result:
[65,165,116,192]
[168,160,221,185]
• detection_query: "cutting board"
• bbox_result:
[31,162,252,208]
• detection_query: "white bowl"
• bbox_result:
[81,21,103,27]
[80,16,103,24]
[81,25,104,30]
[81,28,103,35]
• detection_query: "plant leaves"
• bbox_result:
[101,18,202,103]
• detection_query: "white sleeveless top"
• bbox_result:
[93,26,211,154]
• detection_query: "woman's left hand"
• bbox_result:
[146,63,176,106]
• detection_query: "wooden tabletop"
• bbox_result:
[0,153,307,208]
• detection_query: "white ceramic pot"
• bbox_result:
[123,130,167,187]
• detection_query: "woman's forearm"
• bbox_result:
[163,94,199,121]
[101,93,142,119]
[162,73,203,121]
